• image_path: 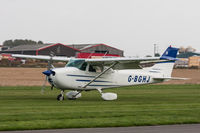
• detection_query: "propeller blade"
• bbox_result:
[47,52,54,70]
[41,76,48,94]
[51,85,54,90]
[41,51,55,93]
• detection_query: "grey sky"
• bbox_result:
[0,0,200,56]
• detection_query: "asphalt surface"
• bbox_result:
[1,124,200,133]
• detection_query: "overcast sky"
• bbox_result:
[0,0,200,56]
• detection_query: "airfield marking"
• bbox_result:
[0,124,200,133]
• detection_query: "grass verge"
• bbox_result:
[0,84,200,130]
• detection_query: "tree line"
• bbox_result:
[3,39,44,48]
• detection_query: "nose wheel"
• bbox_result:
[57,90,64,101]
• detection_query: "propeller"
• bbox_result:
[41,76,48,94]
[47,52,54,70]
[41,52,55,94]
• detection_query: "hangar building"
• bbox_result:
[0,43,123,57]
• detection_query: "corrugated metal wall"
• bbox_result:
[81,45,123,56]
[38,45,80,57]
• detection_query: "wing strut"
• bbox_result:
[82,62,118,88]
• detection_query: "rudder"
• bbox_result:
[150,46,179,77]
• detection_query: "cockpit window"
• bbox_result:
[66,59,87,71]
[80,62,87,71]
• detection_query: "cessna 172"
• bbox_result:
[12,46,184,101]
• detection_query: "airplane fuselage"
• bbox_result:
[50,67,163,90]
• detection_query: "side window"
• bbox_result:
[93,66,103,73]
[88,65,103,72]
[80,62,87,71]
[89,65,96,72]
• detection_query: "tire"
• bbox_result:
[68,97,76,100]
[57,94,64,101]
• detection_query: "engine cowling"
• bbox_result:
[66,91,81,100]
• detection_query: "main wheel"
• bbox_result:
[68,97,77,100]
[66,91,81,100]
[57,94,64,101]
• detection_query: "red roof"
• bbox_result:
[37,43,81,51]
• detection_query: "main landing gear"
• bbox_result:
[97,88,117,101]
[66,91,82,100]
[56,89,117,101]
[57,90,82,101]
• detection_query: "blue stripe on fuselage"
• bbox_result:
[67,74,96,78]
[88,85,119,87]
[76,79,111,83]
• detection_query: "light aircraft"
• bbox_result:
[12,46,185,101]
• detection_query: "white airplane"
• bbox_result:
[12,46,184,101]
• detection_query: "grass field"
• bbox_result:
[0,84,200,131]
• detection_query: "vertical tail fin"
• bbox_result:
[150,46,179,77]
[160,46,179,60]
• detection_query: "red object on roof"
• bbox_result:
[77,53,120,58]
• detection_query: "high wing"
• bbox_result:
[12,46,178,69]
[85,57,161,69]
[85,46,179,69]
[12,54,163,69]
[12,54,71,62]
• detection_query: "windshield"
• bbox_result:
[66,59,87,71]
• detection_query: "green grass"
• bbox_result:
[0,84,200,131]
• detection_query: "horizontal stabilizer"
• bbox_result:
[153,77,189,80]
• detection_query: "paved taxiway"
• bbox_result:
[1,124,200,133]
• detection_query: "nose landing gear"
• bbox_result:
[57,90,64,101]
